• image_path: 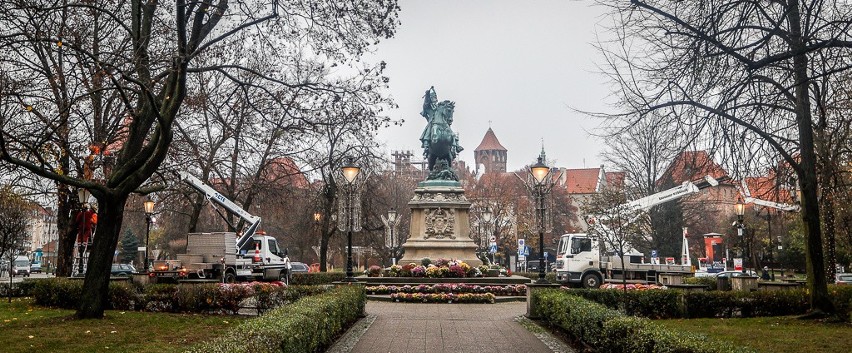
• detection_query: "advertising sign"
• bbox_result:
[733,258,743,271]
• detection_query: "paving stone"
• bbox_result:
[349,301,561,353]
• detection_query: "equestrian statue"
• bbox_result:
[419,86,463,181]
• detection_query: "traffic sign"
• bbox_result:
[489,236,497,243]
[489,244,497,254]
[518,239,525,248]
[651,249,658,258]
[543,251,549,258]
[523,246,530,256]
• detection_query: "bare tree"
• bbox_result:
[0,0,399,318]
[596,0,852,316]
[581,186,645,291]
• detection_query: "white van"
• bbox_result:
[13,256,30,277]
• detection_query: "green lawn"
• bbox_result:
[656,316,852,353]
[0,297,246,353]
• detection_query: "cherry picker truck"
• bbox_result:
[149,172,291,284]
[554,175,726,288]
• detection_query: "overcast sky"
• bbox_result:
[373,0,615,172]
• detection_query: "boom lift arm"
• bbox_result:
[740,180,800,212]
[178,171,261,250]
[623,175,723,213]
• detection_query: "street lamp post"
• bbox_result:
[341,158,361,282]
[144,198,155,272]
[75,188,91,275]
[529,157,551,284]
[735,197,745,273]
[763,207,774,280]
[387,208,398,265]
[481,208,493,264]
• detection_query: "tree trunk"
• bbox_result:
[76,194,127,319]
[787,0,834,315]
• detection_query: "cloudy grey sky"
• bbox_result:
[373,0,615,172]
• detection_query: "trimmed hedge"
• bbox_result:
[565,286,852,320]
[186,285,365,353]
[31,278,331,314]
[0,278,51,297]
[514,271,558,283]
[568,289,683,319]
[290,272,346,285]
[534,289,754,353]
[683,276,717,290]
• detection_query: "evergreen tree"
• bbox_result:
[119,230,138,264]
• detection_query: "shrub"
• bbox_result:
[290,272,345,285]
[515,271,558,282]
[0,279,46,297]
[569,287,816,319]
[828,284,852,321]
[186,285,366,353]
[683,276,717,290]
[31,278,332,315]
[622,290,683,319]
[32,278,84,308]
[421,257,432,266]
[534,289,753,353]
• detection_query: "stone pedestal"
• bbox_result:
[398,181,482,266]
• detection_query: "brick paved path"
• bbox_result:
[349,301,557,353]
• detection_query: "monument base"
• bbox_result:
[398,184,482,266]
[398,238,481,266]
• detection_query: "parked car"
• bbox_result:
[110,263,136,277]
[290,262,309,273]
[30,262,42,273]
[714,270,757,278]
[836,273,852,285]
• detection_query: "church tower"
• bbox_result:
[474,127,508,175]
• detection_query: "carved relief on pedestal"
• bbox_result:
[424,207,456,239]
[412,191,467,203]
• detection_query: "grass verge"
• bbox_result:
[0,297,245,353]
[655,316,852,353]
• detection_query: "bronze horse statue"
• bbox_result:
[419,87,462,180]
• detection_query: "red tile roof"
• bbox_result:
[658,151,728,185]
[605,172,626,189]
[264,157,309,188]
[474,128,507,151]
[563,168,601,194]
[744,176,794,203]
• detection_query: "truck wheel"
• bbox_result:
[582,273,602,289]
[279,270,289,285]
[223,272,236,283]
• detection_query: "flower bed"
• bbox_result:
[598,283,664,290]
[390,292,496,304]
[381,259,503,278]
[365,283,526,296]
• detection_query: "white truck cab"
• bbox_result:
[555,234,602,287]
